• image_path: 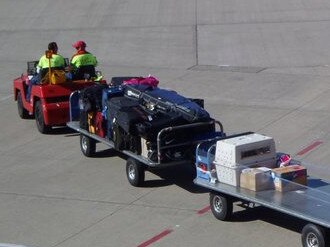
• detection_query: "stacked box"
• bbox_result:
[271,165,307,192]
[240,167,274,191]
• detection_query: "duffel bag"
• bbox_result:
[123,75,159,88]
[80,84,108,112]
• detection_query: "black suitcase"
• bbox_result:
[115,106,150,135]
[106,96,140,125]
[135,111,187,140]
[106,96,148,138]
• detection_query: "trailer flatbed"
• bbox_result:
[67,120,190,168]
[194,176,330,247]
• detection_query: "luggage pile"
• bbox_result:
[79,76,215,162]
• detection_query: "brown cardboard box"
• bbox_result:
[240,167,274,191]
[271,165,307,192]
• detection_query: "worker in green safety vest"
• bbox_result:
[26,42,65,101]
[37,42,65,76]
[70,40,98,80]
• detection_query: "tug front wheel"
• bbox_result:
[35,100,51,133]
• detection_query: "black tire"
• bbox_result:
[126,158,145,187]
[17,91,29,119]
[209,192,233,221]
[34,100,51,133]
[80,134,96,157]
[302,223,327,247]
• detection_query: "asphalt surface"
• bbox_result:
[1,1,330,247]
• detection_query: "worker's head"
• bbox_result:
[48,42,58,53]
[72,40,87,51]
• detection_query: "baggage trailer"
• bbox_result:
[194,133,330,247]
[67,90,224,187]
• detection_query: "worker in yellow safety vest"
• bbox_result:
[70,40,98,80]
[26,42,65,101]
[37,42,65,76]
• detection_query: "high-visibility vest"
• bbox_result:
[37,54,65,69]
[70,53,97,69]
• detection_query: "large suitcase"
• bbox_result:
[124,85,210,122]
[135,111,187,140]
[101,85,124,112]
[141,87,210,122]
[105,96,147,139]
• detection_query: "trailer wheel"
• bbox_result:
[302,223,327,247]
[35,100,51,133]
[80,134,96,157]
[17,91,29,119]
[209,192,233,221]
[126,158,145,187]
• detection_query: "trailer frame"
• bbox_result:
[194,163,330,247]
[67,91,224,187]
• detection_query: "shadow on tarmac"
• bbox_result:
[50,126,77,135]
[79,146,208,193]
[147,164,209,193]
[231,205,307,235]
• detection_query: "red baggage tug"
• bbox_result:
[13,63,106,134]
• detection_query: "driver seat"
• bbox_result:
[73,65,96,80]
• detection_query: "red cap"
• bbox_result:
[72,40,86,49]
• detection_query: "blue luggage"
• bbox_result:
[101,85,124,117]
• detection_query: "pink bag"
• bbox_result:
[123,76,159,88]
[278,154,292,167]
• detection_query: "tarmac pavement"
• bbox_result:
[1,0,330,246]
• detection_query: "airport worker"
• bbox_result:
[70,40,98,80]
[26,42,65,101]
